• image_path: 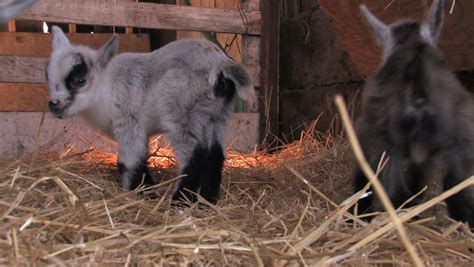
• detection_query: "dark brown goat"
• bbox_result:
[354,0,473,228]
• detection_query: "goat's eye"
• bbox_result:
[75,78,86,87]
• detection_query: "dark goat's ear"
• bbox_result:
[360,5,391,48]
[421,0,445,45]
[97,35,119,68]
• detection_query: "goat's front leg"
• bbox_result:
[168,133,201,205]
[444,149,474,229]
[113,119,154,191]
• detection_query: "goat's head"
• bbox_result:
[47,26,118,118]
[359,0,467,163]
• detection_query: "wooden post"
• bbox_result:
[68,24,77,33]
[241,0,260,113]
[259,0,280,147]
[8,21,16,32]
[241,0,260,112]
[125,0,136,34]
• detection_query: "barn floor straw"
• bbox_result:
[1,123,473,265]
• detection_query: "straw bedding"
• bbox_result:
[1,122,473,266]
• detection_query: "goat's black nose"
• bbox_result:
[412,98,427,108]
[48,100,60,111]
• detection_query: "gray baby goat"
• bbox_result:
[46,26,255,205]
[354,0,473,228]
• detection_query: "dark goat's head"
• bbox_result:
[360,0,469,163]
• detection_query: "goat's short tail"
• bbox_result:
[218,63,256,108]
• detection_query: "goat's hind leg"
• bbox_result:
[171,140,225,206]
[198,141,225,205]
[170,135,203,205]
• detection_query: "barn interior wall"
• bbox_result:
[0,0,260,158]
[279,0,474,142]
[279,0,363,141]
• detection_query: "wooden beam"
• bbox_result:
[320,0,474,78]
[0,83,48,112]
[19,0,261,35]
[259,0,280,147]
[0,55,260,86]
[0,32,151,57]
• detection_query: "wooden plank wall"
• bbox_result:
[259,0,280,146]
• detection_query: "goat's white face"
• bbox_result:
[47,26,118,118]
[47,50,94,118]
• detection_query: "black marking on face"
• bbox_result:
[213,71,236,104]
[64,54,89,99]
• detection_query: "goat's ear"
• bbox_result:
[52,26,70,50]
[97,35,119,68]
[421,0,445,45]
[360,5,391,48]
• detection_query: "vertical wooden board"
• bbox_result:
[0,83,48,112]
[260,0,280,147]
[241,35,260,112]
[242,35,260,65]
[320,0,474,77]
[8,21,16,32]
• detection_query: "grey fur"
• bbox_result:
[360,4,393,57]
[0,0,34,22]
[47,26,255,204]
[421,0,445,45]
[354,0,474,228]
[361,0,445,60]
